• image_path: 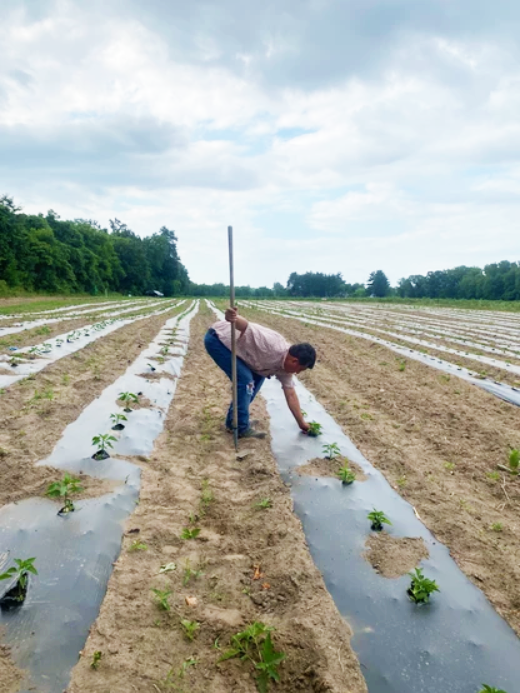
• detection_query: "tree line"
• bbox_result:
[2,196,519,302]
[0,196,189,296]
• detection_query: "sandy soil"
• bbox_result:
[0,638,22,693]
[0,303,185,508]
[238,304,520,636]
[68,306,368,693]
[297,456,367,481]
[363,535,429,578]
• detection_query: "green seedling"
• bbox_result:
[337,465,356,485]
[151,588,172,611]
[479,687,508,693]
[46,473,83,513]
[183,561,204,586]
[129,540,148,552]
[490,523,503,532]
[0,557,38,601]
[180,619,200,641]
[322,442,340,459]
[179,657,198,678]
[110,412,128,430]
[254,498,273,510]
[307,421,322,437]
[200,479,214,509]
[367,509,392,531]
[181,527,201,540]
[508,448,519,474]
[118,391,139,412]
[92,433,116,459]
[486,471,500,482]
[398,359,406,371]
[219,621,286,693]
[90,651,102,670]
[147,362,156,372]
[407,567,439,604]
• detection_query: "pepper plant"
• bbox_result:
[118,391,139,412]
[337,465,356,484]
[367,509,392,531]
[407,567,439,603]
[307,421,322,437]
[322,442,340,459]
[92,433,117,459]
[110,412,128,430]
[219,621,286,693]
[0,557,38,600]
[46,473,83,513]
[508,448,519,474]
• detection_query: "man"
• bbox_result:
[204,306,316,439]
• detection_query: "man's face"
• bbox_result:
[284,355,307,374]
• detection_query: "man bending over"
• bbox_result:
[204,307,316,439]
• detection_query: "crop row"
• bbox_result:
[0,301,199,692]
[0,300,184,390]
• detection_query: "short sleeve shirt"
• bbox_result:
[212,320,294,389]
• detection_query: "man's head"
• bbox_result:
[283,343,317,374]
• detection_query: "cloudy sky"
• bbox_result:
[1,0,520,287]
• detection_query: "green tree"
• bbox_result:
[367,270,390,297]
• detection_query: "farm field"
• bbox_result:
[1,295,520,693]
[235,301,520,632]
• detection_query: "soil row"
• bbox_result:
[251,303,520,388]
[67,304,368,693]
[0,301,173,351]
[238,303,520,637]
[0,302,187,510]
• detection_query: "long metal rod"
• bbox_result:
[228,226,239,450]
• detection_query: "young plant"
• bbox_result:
[219,621,286,693]
[367,509,392,532]
[180,619,200,641]
[322,442,340,459]
[151,588,172,611]
[118,391,139,412]
[254,498,273,510]
[92,433,117,460]
[110,412,128,431]
[200,479,214,510]
[180,527,201,540]
[407,567,440,604]
[128,540,148,552]
[183,561,204,586]
[398,359,406,372]
[479,686,508,693]
[90,651,102,670]
[147,362,156,372]
[46,473,83,514]
[307,421,322,437]
[508,448,519,474]
[337,465,356,485]
[0,557,38,603]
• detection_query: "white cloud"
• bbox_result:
[1,0,520,288]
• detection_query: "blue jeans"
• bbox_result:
[204,328,265,433]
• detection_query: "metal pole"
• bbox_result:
[228,226,239,451]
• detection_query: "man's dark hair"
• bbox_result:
[289,343,316,369]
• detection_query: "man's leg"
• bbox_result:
[204,329,255,434]
[250,372,265,403]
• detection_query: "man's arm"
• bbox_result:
[225,307,248,333]
[283,387,310,432]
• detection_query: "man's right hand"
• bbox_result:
[225,307,238,323]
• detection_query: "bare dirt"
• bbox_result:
[297,456,367,481]
[0,303,185,509]
[239,304,520,636]
[363,534,429,578]
[68,306,368,693]
[0,638,23,693]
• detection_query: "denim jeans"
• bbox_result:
[204,328,265,433]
